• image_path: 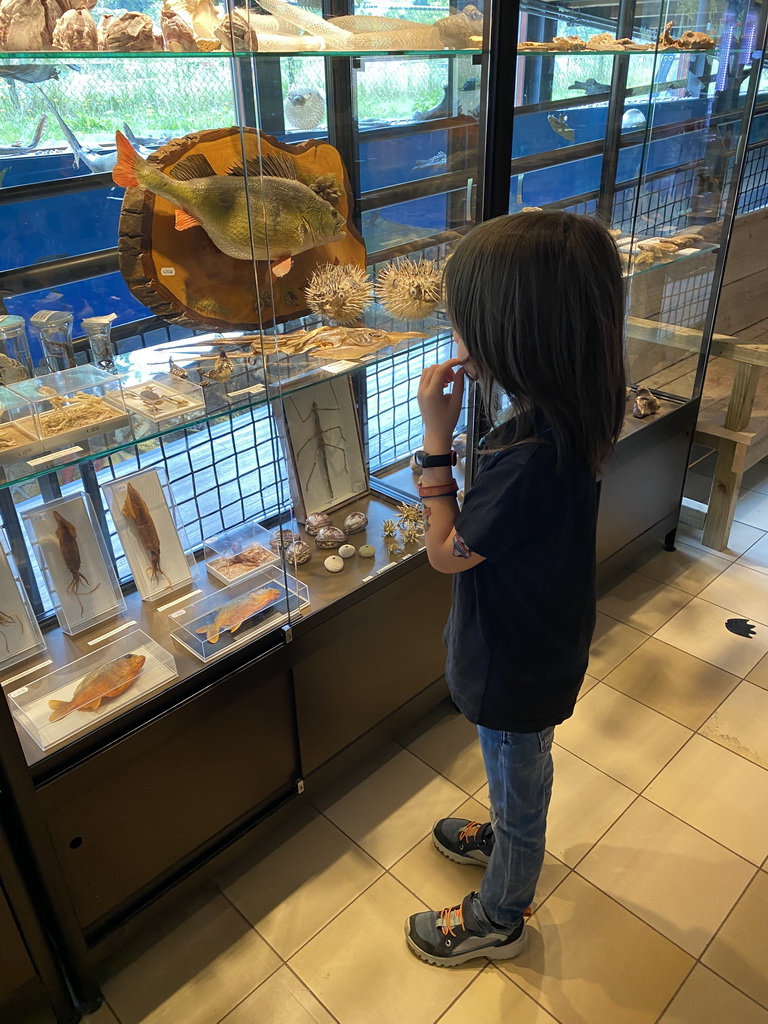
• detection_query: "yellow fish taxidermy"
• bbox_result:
[112,132,347,278]
[48,654,146,723]
[196,586,282,643]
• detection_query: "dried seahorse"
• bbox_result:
[121,482,171,589]
[53,510,100,615]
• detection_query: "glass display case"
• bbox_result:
[0,1,481,772]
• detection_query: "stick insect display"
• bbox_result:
[280,377,367,518]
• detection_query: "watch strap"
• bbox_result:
[420,450,457,468]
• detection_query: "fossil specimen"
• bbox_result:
[632,387,661,419]
[305,263,373,325]
[376,259,442,321]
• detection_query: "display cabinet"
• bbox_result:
[481,0,768,566]
[0,0,765,1011]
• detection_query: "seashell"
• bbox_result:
[270,528,301,552]
[284,88,325,130]
[343,511,368,534]
[304,511,333,536]
[632,387,661,419]
[96,10,113,46]
[195,35,220,49]
[305,264,373,326]
[0,0,46,50]
[315,525,347,549]
[52,6,97,49]
[338,544,355,559]
[285,541,311,566]
[161,6,197,50]
[191,0,218,37]
[376,259,442,321]
[359,544,375,558]
[102,11,156,51]
[324,555,344,573]
[214,10,257,50]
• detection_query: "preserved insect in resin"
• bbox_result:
[53,510,100,614]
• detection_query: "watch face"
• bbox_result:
[414,449,425,467]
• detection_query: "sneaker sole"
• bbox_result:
[405,924,528,967]
[432,832,490,867]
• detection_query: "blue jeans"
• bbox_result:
[472,725,555,933]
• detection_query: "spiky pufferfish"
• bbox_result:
[305,263,373,325]
[376,258,443,321]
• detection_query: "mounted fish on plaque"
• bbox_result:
[103,469,195,602]
[275,377,368,523]
[21,494,126,636]
[114,126,365,331]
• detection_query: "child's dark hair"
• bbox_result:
[445,211,626,473]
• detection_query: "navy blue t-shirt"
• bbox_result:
[444,431,598,732]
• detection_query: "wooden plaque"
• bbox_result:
[117,126,365,331]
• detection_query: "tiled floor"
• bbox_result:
[19,486,768,1024]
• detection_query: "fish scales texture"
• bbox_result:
[113,132,345,263]
[48,654,146,722]
[196,587,281,643]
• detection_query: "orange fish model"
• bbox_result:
[121,482,170,588]
[48,653,146,723]
[196,587,281,644]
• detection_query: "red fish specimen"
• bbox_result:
[196,587,281,643]
[48,653,146,723]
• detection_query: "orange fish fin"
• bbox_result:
[48,699,68,710]
[81,699,103,712]
[229,621,243,635]
[175,209,203,231]
[47,701,72,723]
[271,257,293,278]
[207,632,220,643]
[113,130,140,188]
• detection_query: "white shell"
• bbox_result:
[359,544,375,558]
[315,525,347,549]
[338,544,355,559]
[286,541,311,565]
[305,511,333,536]
[343,511,368,534]
[324,555,344,573]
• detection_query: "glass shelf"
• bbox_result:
[516,47,718,57]
[0,321,451,492]
[0,47,481,61]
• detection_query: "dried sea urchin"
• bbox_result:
[376,259,442,322]
[305,264,373,325]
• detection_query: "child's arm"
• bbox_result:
[418,359,486,575]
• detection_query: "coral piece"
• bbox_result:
[284,88,325,130]
[214,10,258,50]
[161,6,197,50]
[632,387,661,419]
[101,11,156,51]
[52,7,97,49]
[376,259,443,321]
[0,0,46,51]
[305,264,373,325]
[382,519,397,538]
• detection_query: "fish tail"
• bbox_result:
[113,130,143,188]
[48,699,71,722]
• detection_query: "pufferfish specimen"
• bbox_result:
[376,258,443,321]
[112,132,346,278]
[305,263,373,324]
[284,89,326,131]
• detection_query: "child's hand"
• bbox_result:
[418,358,466,449]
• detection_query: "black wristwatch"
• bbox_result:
[414,449,457,468]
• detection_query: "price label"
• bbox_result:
[160,267,176,277]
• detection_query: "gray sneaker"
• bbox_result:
[405,891,527,967]
[432,818,494,865]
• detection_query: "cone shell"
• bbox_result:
[376,259,442,321]
[305,264,373,326]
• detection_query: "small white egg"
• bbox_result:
[324,555,344,573]
[338,544,355,559]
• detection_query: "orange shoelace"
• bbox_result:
[458,820,483,843]
[438,902,465,937]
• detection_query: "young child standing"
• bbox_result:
[405,211,626,967]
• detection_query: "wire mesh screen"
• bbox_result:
[738,143,768,214]
[612,166,700,234]
[659,269,714,329]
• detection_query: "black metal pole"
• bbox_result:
[478,0,520,220]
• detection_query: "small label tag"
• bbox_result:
[677,247,700,256]
[86,620,136,646]
[9,686,28,698]
[28,446,83,466]
[323,360,357,374]
[160,267,176,277]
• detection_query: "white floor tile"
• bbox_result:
[698,562,768,626]
[577,798,754,955]
[633,541,731,596]
[703,871,768,1011]
[555,683,691,791]
[655,597,768,677]
[646,734,768,864]
[597,573,692,633]
[699,680,768,770]
[587,612,646,680]
[735,488,768,531]
[659,964,768,1024]
[677,520,764,561]
[737,532,768,576]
